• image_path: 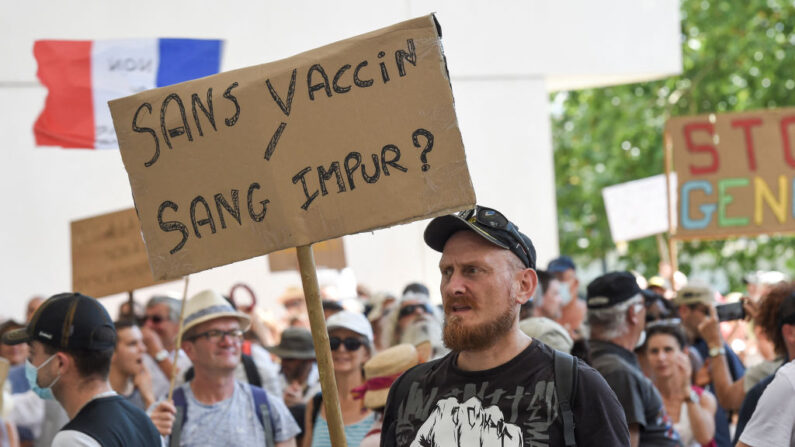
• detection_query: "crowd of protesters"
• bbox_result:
[0,206,793,446]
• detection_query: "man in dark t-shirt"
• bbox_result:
[587,272,681,447]
[381,206,629,447]
[2,293,161,446]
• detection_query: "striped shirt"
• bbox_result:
[311,412,376,447]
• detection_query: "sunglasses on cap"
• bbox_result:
[398,303,433,319]
[458,206,534,269]
[329,336,365,351]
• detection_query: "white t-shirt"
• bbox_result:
[739,360,795,446]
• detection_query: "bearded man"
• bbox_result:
[380,206,628,447]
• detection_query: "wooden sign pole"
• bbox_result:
[167,276,190,401]
[663,132,679,286]
[297,244,347,447]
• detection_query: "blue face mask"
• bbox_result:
[25,354,61,400]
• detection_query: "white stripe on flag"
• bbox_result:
[91,39,158,149]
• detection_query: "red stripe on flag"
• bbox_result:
[33,40,95,149]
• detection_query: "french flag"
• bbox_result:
[34,38,223,149]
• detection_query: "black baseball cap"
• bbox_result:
[2,292,116,352]
[424,205,536,269]
[586,271,642,309]
[548,256,576,273]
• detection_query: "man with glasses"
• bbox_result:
[381,206,628,446]
[141,295,193,400]
[149,290,299,446]
[674,284,745,447]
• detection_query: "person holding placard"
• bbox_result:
[381,206,629,447]
[2,293,161,446]
[149,290,299,447]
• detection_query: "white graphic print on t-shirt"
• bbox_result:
[410,396,523,447]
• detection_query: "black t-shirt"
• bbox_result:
[381,339,629,447]
[62,394,161,446]
[590,340,681,447]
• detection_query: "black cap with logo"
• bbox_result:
[424,205,536,269]
[2,292,116,352]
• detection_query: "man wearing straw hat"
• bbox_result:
[150,289,300,447]
[381,206,628,446]
[2,292,161,446]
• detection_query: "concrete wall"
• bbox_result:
[0,0,681,319]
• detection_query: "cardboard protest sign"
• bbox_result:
[269,238,346,272]
[109,15,475,280]
[665,108,795,240]
[72,208,169,298]
[601,174,677,242]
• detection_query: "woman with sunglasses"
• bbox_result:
[646,323,717,447]
[303,310,375,447]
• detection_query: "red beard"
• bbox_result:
[442,296,517,351]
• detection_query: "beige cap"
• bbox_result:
[519,317,574,353]
[674,284,715,306]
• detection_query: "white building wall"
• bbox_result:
[0,0,681,319]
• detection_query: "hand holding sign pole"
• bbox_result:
[110,15,475,447]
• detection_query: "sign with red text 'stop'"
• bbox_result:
[665,108,795,240]
[109,15,475,280]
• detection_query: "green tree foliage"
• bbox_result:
[551,0,795,291]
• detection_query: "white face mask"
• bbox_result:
[558,281,573,306]
[635,330,647,349]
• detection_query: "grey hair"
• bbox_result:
[145,295,182,321]
[588,294,643,340]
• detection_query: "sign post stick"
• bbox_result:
[297,244,347,447]
[126,290,135,319]
[663,133,679,285]
[167,275,190,401]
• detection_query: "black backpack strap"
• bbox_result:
[249,385,276,446]
[242,354,263,388]
[170,387,187,447]
[311,391,323,425]
[554,350,578,447]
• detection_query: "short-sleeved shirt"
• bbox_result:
[692,338,744,447]
[172,381,300,446]
[381,339,629,447]
[590,340,680,446]
[738,360,795,446]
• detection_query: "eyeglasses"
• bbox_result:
[141,314,168,324]
[398,303,433,319]
[458,206,534,269]
[329,336,365,351]
[188,329,244,343]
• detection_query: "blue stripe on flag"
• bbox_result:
[156,38,222,87]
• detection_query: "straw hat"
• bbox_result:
[179,290,251,340]
[359,344,419,410]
